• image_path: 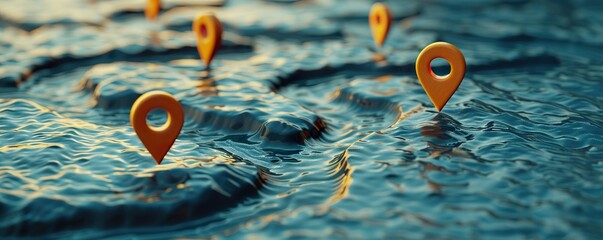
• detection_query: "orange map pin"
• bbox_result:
[130,91,184,164]
[415,42,466,112]
[145,0,161,21]
[193,14,223,67]
[369,2,393,48]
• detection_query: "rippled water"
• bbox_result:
[1,0,602,239]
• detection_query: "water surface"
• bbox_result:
[1,0,602,239]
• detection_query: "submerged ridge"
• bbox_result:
[0,99,266,237]
[1,0,603,238]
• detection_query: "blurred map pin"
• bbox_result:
[130,91,184,164]
[193,14,223,67]
[145,0,161,21]
[415,42,466,112]
[369,2,393,48]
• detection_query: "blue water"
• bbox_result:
[1,0,602,239]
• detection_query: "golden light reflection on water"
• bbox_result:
[326,149,353,204]
[374,74,393,83]
[0,142,64,152]
[418,115,477,192]
[323,105,427,205]
[388,105,421,129]
[420,115,474,159]
[196,76,218,97]
[372,52,387,63]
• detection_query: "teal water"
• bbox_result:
[1,0,602,239]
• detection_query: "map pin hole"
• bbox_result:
[430,58,451,78]
[146,108,169,130]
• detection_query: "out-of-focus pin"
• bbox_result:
[130,91,184,164]
[145,0,161,21]
[369,2,393,48]
[193,14,223,67]
[416,42,466,112]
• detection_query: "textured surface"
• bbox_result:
[1,0,602,239]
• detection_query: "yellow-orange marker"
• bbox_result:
[369,3,393,47]
[145,0,161,21]
[193,14,223,67]
[130,91,184,164]
[415,42,466,111]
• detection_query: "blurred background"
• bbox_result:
[0,0,602,239]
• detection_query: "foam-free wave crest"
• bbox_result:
[0,24,251,88]
[80,60,325,145]
[0,98,264,237]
